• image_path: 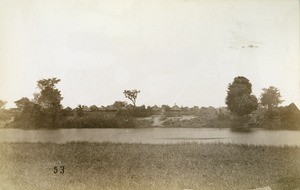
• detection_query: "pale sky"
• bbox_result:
[0,0,299,108]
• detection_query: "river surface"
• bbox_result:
[0,128,300,146]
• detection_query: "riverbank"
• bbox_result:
[0,142,300,189]
[5,108,300,130]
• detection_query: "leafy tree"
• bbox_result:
[34,78,63,108]
[34,78,63,127]
[113,101,127,109]
[15,97,31,111]
[15,98,31,119]
[0,100,7,109]
[14,97,41,126]
[260,86,283,110]
[225,76,258,116]
[123,90,140,107]
[12,78,64,128]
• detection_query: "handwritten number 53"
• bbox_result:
[54,166,65,174]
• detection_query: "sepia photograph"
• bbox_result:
[0,0,299,189]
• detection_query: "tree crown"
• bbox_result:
[260,86,283,109]
[123,89,140,106]
[225,76,258,116]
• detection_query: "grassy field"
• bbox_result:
[0,142,300,190]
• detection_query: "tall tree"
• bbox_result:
[34,78,63,108]
[14,97,31,111]
[14,97,41,125]
[260,86,283,110]
[225,76,258,116]
[34,78,63,127]
[12,78,64,128]
[123,90,140,107]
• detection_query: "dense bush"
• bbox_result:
[12,78,64,129]
[0,109,13,121]
[62,107,74,117]
[60,115,137,128]
[9,109,138,129]
[116,106,153,118]
[251,106,300,130]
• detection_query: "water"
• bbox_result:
[0,128,300,146]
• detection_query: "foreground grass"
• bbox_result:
[0,142,300,190]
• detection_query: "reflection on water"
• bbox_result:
[159,137,227,140]
[0,128,300,146]
[230,127,253,133]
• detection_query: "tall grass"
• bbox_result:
[0,142,299,189]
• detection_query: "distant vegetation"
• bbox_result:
[224,76,299,129]
[12,78,64,128]
[1,76,299,129]
[5,78,149,129]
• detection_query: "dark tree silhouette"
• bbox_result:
[34,78,63,127]
[226,76,258,116]
[123,90,140,107]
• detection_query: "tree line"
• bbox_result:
[226,76,283,116]
[0,76,297,129]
